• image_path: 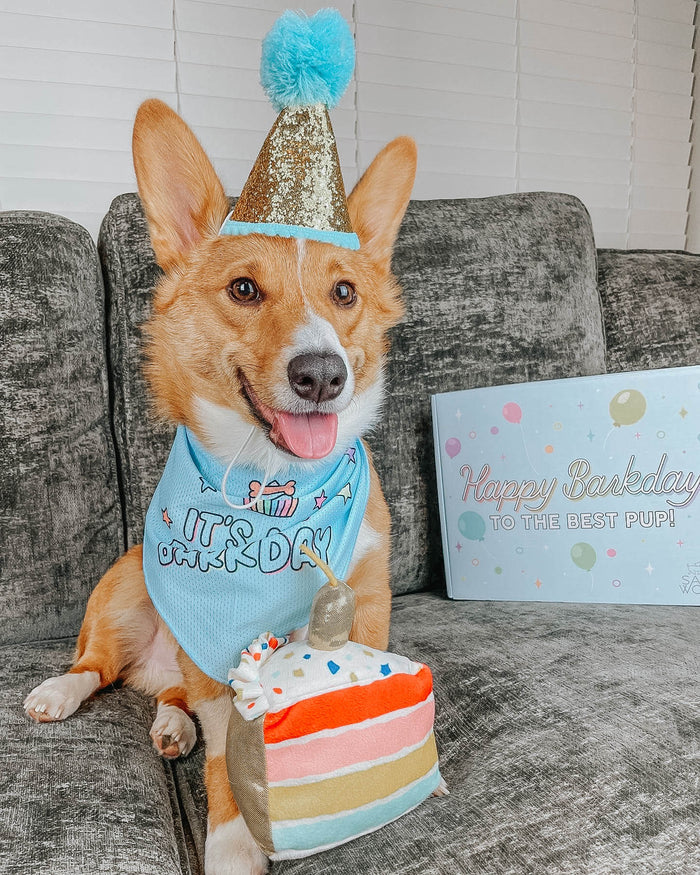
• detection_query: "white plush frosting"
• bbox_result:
[228,632,423,721]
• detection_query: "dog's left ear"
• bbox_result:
[132,99,230,272]
[347,137,417,271]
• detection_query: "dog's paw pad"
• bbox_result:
[150,703,197,759]
[24,674,95,723]
[432,776,450,797]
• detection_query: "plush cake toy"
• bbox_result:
[226,545,443,860]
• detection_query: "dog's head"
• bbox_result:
[133,100,416,470]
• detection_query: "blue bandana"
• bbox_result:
[143,426,370,683]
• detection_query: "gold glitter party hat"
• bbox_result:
[219,9,359,250]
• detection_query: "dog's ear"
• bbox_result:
[347,137,417,271]
[132,99,229,272]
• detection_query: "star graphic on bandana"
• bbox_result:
[314,490,327,509]
[199,477,216,494]
[162,508,173,528]
[338,483,352,504]
[345,447,356,464]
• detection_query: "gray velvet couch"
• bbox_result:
[1,192,698,875]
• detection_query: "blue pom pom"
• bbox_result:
[260,9,355,112]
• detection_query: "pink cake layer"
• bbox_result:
[265,694,435,783]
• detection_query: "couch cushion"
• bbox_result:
[0,211,123,645]
[97,195,173,551]
[269,592,700,874]
[5,597,696,873]
[598,249,700,372]
[99,192,605,597]
[168,591,700,873]
[373,193,606,595]
[0,638,191,874]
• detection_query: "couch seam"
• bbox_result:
[574,196,608,376]
[165,761,199,875]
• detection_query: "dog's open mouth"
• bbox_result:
[238,371,338,460]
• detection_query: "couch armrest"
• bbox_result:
[597,249,700,373]
[0,211,123,645]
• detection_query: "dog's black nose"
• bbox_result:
[288,353,347,404]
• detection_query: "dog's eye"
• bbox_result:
[228,278,261,304]
[331,281,356,308]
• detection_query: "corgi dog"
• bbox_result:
[24,100,417,875]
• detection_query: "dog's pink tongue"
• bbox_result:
[271,412,338,459]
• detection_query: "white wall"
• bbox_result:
[0,0,696,249]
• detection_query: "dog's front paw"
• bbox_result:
[432,776,450,797]
[24,672,100,723]
[205,816,268,875]
[150,703,197,759]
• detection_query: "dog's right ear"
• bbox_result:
[132,99,229,272]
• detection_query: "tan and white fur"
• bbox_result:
[24,100,418,875]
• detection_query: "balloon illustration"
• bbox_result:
[609,389,646,427]
[502,402,522,424]
[445,437,461,459]
[571,542,596,572]
[458,511,486,542]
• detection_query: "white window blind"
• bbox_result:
[516,0,635,249]
[630,0,695,249]
[0,0,696,249]
[0,1,177,238]
[355,0,519,200]
[685,5,700,254]
[0,0,354,239]
[354,0,695,249]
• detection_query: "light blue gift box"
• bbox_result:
[432,366,700,606]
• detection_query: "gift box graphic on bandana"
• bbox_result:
[432,365,700,606]
[247,480,299,518]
